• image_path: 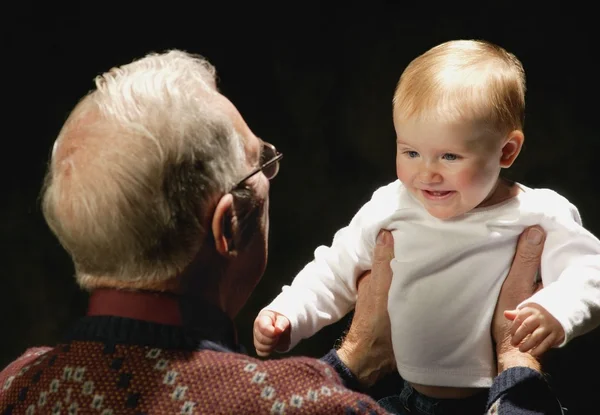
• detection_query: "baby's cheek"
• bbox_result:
[455,165,481,185]
[395,158,406,181]
[458,166,496,196]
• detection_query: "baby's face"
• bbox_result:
[394,120,505,220]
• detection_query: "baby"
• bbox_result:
[254,40,600,411]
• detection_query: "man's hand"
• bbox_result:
[492,226,546,372]
[337,229,396,387]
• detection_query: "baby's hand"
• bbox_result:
[505,304,565,357]
[253,310,291,357]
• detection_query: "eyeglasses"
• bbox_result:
[233,140,283,190]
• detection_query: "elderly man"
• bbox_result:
[1,50,562,414]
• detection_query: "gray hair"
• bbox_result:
[41,50,246,289]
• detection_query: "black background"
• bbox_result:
[3,6,598,413]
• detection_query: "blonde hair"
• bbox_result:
[393,40,526,134]
[41,50,246,290]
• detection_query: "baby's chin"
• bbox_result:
[424,205,471,221]
[409,189,479,220]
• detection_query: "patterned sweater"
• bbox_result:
[0,312,387,414]
[0,289,564,415]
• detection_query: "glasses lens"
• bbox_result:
[261,142,279,179]
[260,142,275,164]
[262,157,280,179]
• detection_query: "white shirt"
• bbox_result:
[264,180,600,387]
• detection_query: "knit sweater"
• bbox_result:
[1,289,564,414]
[0,305,386,414]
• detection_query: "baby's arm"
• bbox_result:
[509,203,600,356]
[257,182,401,353]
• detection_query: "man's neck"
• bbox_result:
[87,288,185,326]
[87,288,228,328]
[78,288,240,351]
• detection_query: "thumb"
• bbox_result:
[374,230,394,264]
[504,309,518,321]
[256,313,276,333]
[274,314,289,334]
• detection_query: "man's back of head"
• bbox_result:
[41,50,247,291]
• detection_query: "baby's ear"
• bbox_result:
[500,130,524,168]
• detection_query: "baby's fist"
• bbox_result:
[253,310,291,357]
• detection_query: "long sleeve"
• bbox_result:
[486,367,564,414]
[518,194,600,345]
[322,349,564,415]
[320,349,367,394]
[264,181,403,350]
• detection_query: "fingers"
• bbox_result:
[517,325,560,357]
[253,312,282,357]
[255,347,272,357]
[510,314,540,346]
[509,305,562,357]
[503,309,518,321]
[274,314,290,334]
[255,313,277,336]
[518,327,550,354]
[253,312,291,357]
[530,334,557,358]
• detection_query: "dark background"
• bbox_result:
[3,7,599,413]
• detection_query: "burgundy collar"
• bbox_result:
[87,288,183,326]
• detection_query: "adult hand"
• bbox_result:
[492,226,546,372]
[337,229,396,387]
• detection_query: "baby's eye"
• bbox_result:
[442,153,458,161]
[406,151,419,158]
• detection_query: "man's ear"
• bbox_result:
[500,130,524,168]
[212,193,236,257]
